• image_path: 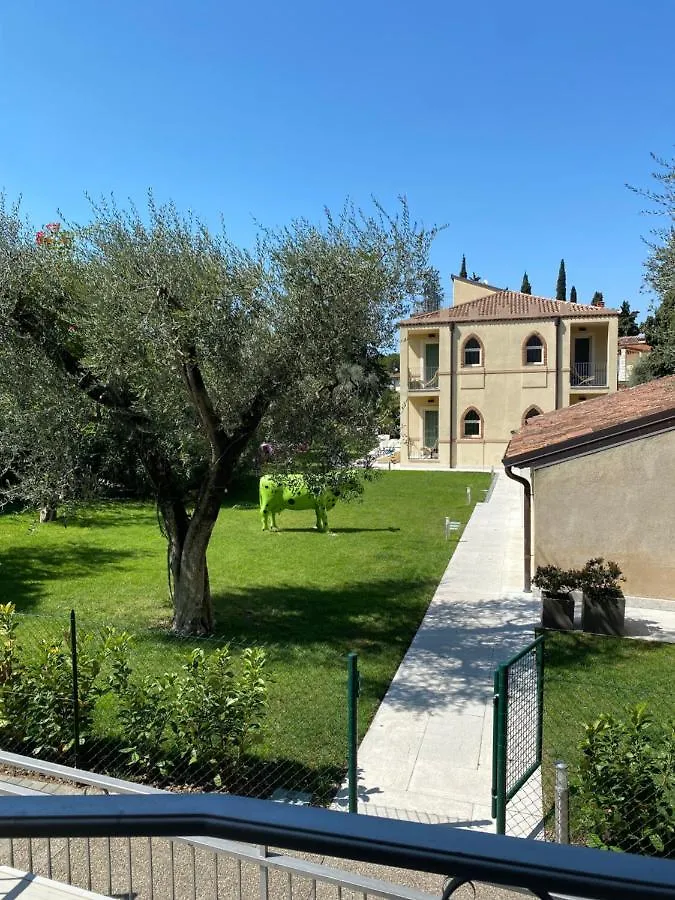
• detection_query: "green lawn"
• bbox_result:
[543,631,675,830]
[0,470,490,798]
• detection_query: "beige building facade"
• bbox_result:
[399,277,619,469]
[503,376,675,601]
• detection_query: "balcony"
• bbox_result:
[0,763,672,900]
[570,362,608,388]
[408,367,439,391]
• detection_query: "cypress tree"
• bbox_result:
[591,291,604,307]
[459,254,467,278]
[570,285,578,303]
[556,259,566,302]
[520,272,532,294]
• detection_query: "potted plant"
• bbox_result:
[533,565,577,630]
[579,558,626,636]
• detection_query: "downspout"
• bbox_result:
[504,465,532,592]
[449,323,455,468]
[555,316,562,409]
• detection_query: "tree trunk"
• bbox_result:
[39,505,57,523]
[172,544,214,635]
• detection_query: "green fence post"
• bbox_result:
[347,651,359,814]
[70,609,80,770]
[491,669,500,820]
[495,664,508,835]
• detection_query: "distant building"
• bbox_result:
[617,335,651,387]
[398,275,619,468]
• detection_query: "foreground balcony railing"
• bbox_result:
[570,362,608,387]
[0,792,672,899]
[408,367,439,390]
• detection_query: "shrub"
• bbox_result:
[0,604,131,756]
[576,704,675,856]
[111,643,268,783]
[0,604,269,785]
[579,558,625,598]
[532,566,577,595]
[173,646,268,782]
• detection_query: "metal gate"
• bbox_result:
[491,635,544,835]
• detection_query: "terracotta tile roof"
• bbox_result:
[503,375,675,467]
[401,290,619,326]
[618,335,651,350]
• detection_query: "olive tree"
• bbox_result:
[1,196,435,634]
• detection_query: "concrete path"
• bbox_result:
[335,471,539,831]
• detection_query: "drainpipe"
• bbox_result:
[555,317,562,409]
[449,323,455,468]
[504,465,532,592]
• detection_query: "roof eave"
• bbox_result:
[503,409,675,470]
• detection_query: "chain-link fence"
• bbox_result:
[0,607,353,807]
[541,630,675,858]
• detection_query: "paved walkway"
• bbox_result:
[336,472,538,831]
[335,470,675,834]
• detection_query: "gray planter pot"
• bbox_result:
[581,590,626,636]
[541,591,575,630]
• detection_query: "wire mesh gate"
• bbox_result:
[491,634,544,836]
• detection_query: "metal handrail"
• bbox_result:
[570,363,608,387]
[408,367,439,390]
[0,793,672,899]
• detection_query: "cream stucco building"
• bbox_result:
[399,276,619,469]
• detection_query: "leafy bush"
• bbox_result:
[112,644,268,783]
[0,604,130,756]
[173,646,268,782]
[533,565,577,595]
[578,558,625,599]
[0,604,268,785]
[112,671,179,775]
[577,704,675,856]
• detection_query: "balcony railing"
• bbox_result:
[570,363,608,387]
[0,790,673,899]
[408,367,439,390]
[0,751,674,900]
[408,439,438,460]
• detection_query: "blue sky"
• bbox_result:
[1,0,673,319]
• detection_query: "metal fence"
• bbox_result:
[552,705,674,858]
[541,631,675,858]
[0,608,359,809]
[492,635,545,838]
[0,752,438,900]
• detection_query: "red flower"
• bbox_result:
[36,231,46,244]
[46,222,61,233]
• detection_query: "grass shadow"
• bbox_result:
[209,578,438,654]
[0,545,142,611]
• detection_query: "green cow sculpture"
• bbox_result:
[259,474,347,532]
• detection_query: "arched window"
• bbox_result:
[462,335,483,367]
[462,408,482,438]
[523,333,545,365]
[523,406,543,425]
